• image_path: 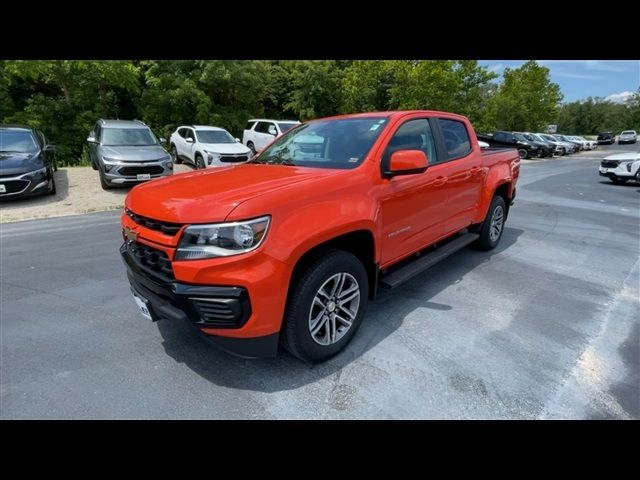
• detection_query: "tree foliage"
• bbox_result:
[1,60,575,166]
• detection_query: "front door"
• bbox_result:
[378,118,450,267]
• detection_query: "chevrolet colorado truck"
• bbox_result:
[121,111,520,362]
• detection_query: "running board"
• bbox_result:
[380,232,479,289]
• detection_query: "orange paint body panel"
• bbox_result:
[121,110,519,356]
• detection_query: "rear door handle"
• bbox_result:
[433,176,447,187]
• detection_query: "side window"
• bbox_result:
[254,122,268,133]
[493,132,505,142]
[245,121,257,131]
[384,119,436,167]
[185,129,195,141]
[267,123,278,136]
[177,128,186,138]
[439,119,471,159]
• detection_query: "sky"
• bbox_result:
[478,60,639,103]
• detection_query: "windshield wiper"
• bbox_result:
[248,157,296,166]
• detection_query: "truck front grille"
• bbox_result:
[125,208,183,236]
[126,241,175,283]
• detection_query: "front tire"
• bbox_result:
[171,145,182,164]
[48,172,56,195]
[474,195,507,251]
[281,250,369,363]
[610,178,628,185]
[99,171,113,190]
[517,148,529,159]
[247,141,256,155]
[195,154,206,169]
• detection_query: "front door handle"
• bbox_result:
[433,176,447,187]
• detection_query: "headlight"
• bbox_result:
[203,150,220,160]
[25,167,48,178]
[626,162,633,172]
[102,156,119,163]
[175,216,271,260]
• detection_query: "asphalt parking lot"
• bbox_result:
[1,144,638,419]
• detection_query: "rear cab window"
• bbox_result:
[439,119,472,159]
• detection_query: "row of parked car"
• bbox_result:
[477,131,598,159]
[597,130,637,145]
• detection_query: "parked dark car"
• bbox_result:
[518,132,554,157]
[0,125,57,200]
[477,131,543,159]
[597,132,615,144]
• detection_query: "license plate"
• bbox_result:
[137,174,151,181]
[0,184,5,193]
[132,293,153,320]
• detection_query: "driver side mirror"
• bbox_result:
[185,138,194,144]
[159,137,166,144]
[87,136,96,143]
[44,144,56,152]
[268,127,277,136]
[235,137,241,142]
[384,150,428,178]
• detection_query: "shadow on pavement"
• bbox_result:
[157,227,524,393]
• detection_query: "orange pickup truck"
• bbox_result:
[121,111,520,362]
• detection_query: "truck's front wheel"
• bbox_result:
[282,250,369,363]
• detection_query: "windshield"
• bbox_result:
[522,134,535,141]
[0,129,39,153]
[513,133,527,141]
[252,117,389,169]
[531,134,545,142]
[102,128,157,146]
[278,122,298,133]
[621,131,636,135]
[196,130,235,144]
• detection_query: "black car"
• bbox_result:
[478,131,543,159]
[597,132,615,145]
[0,125,57,200]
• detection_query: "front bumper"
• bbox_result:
[102,160,172,184]
[120,241,281,358]
[599,165,635,179]
[0,170,51,200]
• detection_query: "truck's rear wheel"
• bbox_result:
[473,195,506,251]
[281,250,368,363]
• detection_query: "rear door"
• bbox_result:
[434,117,483,234]
[378,117,450,266]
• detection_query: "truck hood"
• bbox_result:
[125,164,340,223]
[100,145,169,161]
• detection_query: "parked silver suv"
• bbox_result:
[87,119,173,189]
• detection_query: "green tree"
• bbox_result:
[485,60,562,132]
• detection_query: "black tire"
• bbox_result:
[610,178,628,185]
[636,170,640,184]
[517,148,528,159]
[281,250,369,363]
[195,154,205,169]
[247,141,256,155]
[473,195,507,251]
[99,171,113,190]
[91,160,98,170]
[48,171,56,195]
[171,145,182,164]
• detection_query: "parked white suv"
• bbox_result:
[618,130,637,144]
[242,119,300,154]
[169,125,252,169]
[599,152,640,184]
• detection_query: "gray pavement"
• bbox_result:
[1,144,638,419]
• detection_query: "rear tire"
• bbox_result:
[473,195,507,251]
[281,250,369,363]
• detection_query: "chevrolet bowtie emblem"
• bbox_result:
[124,226,138,244]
